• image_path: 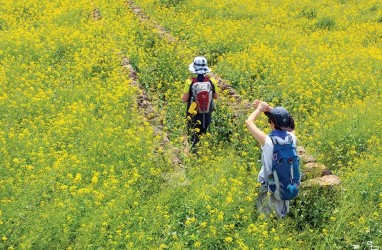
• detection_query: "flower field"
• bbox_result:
[0,0,381,249]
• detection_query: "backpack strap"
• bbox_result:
[191,77,212,86]
[287,134,293,144]
[188,78,198,108]
[270,136,278,145]
[190,77,197,84]
[189,76,214,100]
[269,133,293,145]
[186,78,195,115]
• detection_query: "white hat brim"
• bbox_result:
[188,63,211,74]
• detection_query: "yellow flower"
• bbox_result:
[73,173,82,183]
[246,195,254,201]
[210,226,217,236]
[218,211,224,221]
[225,236,233,243]
[193,241,201,248]
[159,244,168,249]
[185,216,196,226]
[226,196,233,203]
[91,172,100,185]
[358,217,366,224]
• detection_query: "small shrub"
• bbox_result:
[51,46,72,64]
[299,7,318,19]
[209,99,236,143]
[316,17,336,30]
[370,4,378,12]
[290,186,339,230]
[0,19,8,30]
[158,0,184,8]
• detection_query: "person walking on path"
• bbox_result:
[182,56,219,152]
[245,99,299,217]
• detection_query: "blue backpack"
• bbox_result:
[268,131,301,201]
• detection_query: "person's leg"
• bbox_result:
[188,114,212,153]
[269,196,289,218]
[256,182,272,215]
[187,118,201,153]
[256,182,290,218]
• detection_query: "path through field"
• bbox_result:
[125,0,340,187]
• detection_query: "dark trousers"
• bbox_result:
[187,113,211,151]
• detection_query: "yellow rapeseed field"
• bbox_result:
[1,0,381,249]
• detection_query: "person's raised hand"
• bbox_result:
[258,101,269,112]
[253,99,261,109]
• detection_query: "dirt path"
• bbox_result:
[120,52,189,185]
[127,0,178,43]
[127,0,241,99]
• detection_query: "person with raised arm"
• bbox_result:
[246,100,300,217]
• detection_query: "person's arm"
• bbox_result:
[245,101,268,146]
[182,79,192,103]
[182,93,190,103]
[211,78,219,100]
[253,99,273,112]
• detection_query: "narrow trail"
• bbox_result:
[91,8,187,184]
[127,0,241,101]
[120,54,189,186]
[127,0,178,44]
[123,1,340,187]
